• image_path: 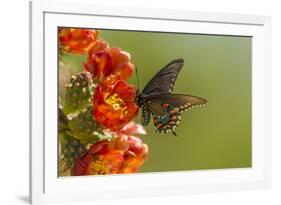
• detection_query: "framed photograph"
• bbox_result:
[30,0,271,204]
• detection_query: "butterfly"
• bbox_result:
[136,58,207,136]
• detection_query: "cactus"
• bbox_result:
[58,28,148,177]
[62,71,94,115]
[59,132,88,172]
[68,107,100,144]
[59,107,69,133]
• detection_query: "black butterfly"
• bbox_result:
[136,58,207,136]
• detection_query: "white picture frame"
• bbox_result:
[29,0,272,204]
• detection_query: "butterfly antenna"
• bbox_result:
[135,66,141,91]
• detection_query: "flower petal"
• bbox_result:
[93,80,138,131]
[59,28,99,54]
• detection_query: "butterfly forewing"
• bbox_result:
[142,58,184,95]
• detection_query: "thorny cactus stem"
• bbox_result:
[59,132,88,172]
[68,107,100,144]
[62,71,95,116]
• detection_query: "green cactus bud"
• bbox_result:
[62,71,94,115]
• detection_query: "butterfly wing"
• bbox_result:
[150,94,207,112]
[142,58,184,95]
[145,94,207,134]
[151,104,182,135]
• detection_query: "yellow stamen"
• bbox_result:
[105,94,128,116]
[105,94,125,110]
[88,157,110,175]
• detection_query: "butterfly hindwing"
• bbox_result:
[144,94,207,135]
[142,58,184,95]
[147,94,207,113]
[152,103,181,135]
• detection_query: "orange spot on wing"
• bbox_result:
[169,110,175,115]
[157,123,163,128]
[162,103,169,108]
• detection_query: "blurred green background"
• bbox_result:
[60,29,252,172]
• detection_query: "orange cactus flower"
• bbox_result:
[117,122,148,174]
[86,40,109,63]
[59,28,99,54]
[72,122,148,176]
[93,80,138,131]
[72,141,124,175]
[84,47,134,82]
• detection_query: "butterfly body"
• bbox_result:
[136,58,207,135]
